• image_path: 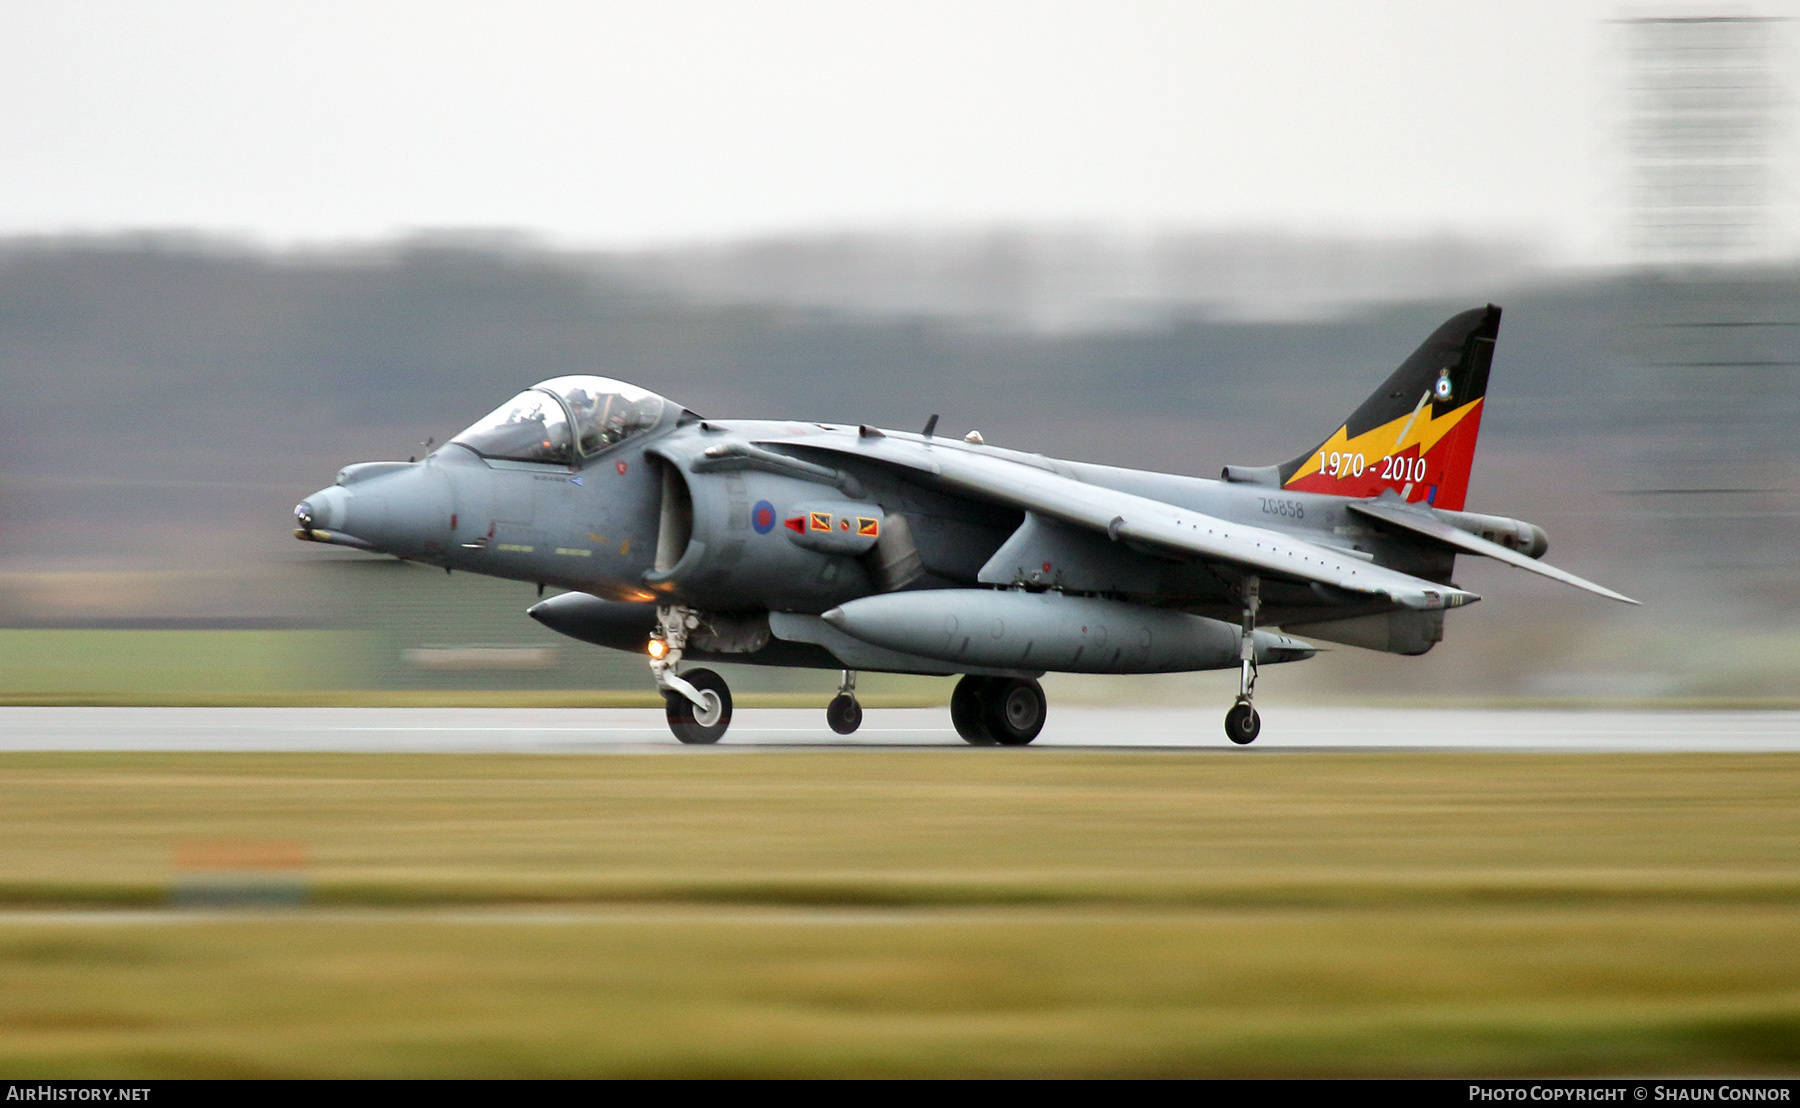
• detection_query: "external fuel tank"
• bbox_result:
[821,589,1314,674]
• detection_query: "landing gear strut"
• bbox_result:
[827,670,863,735]
[1226,575,1261,745]
[651,605,733,744]
[951,675,1047,746]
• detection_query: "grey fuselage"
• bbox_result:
[298,414,1526,672]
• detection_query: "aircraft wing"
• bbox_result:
[768,434,1478,611]
[1346,498,1639,605]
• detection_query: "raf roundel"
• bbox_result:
[751,500,776,534]
[1434,369,1453,402]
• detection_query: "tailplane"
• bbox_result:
[1274,305,1499,512]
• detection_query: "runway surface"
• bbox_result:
[2,705,1799,752]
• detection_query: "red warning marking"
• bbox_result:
[1041,561,1052,573]
[785,516,805,533]
[857,517,880,537]
[616,461,628,475]
[839,519,850,531]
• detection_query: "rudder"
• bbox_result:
[1277,305,1499,512]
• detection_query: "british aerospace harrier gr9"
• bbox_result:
[294,306,1634,745]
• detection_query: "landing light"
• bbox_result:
[647,639,668,660]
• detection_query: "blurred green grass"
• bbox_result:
[0,629,950,706]
[0,751,1797,1075]
[6,629,1800,707]
[2,906,1798,1078]
[0,630,352,697]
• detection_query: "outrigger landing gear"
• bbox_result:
[1225,575,1262,745]
[651,605,733,744]
[827,670,863,735]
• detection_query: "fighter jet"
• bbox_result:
[294,305,1634,745]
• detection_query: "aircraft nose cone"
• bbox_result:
[293,485,373,548]
[297,464,454,558]
[294,486,348,534]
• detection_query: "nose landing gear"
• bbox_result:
[651,605,734,744]
[665,667,732,744]
[827,670,863,735]
[1226,575,1261,745]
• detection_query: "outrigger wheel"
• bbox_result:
[666,667,732,744]
[826,669,863,735]
[826,694,863,735]
[1224,700,1260,745]
[1225,573,1262,745]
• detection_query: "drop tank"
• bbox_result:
[822,589,1313,674]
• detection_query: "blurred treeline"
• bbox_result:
[0,231,1795,701]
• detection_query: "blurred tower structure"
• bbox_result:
[1623,14,1782,266]
[1610,13,1800,622]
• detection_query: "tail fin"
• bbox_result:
[1276,305,1499,512]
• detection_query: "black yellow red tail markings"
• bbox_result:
[1277,305,1499,512]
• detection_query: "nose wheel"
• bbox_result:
[827,670,863,735]
[650,606,735,744]
[665,667,732,744]
[1225,575,1263,745]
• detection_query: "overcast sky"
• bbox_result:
[0,1,1770,260]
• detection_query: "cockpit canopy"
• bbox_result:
[450,376,674,465]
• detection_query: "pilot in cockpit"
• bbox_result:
[451,376,666,465]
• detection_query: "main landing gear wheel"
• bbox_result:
[1224,700,1261,745]
[951,675,997,745]
[826,694,863,735]
[983,677,1046,746]
[952,675,1047,746]
[666,667,732,744]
